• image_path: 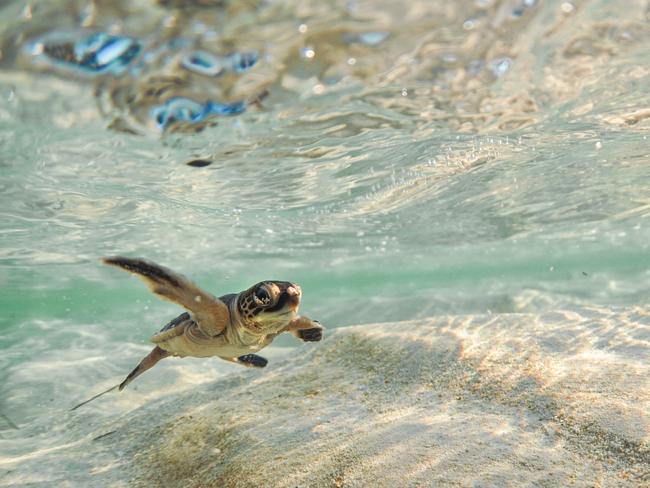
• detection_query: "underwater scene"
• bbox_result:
[0,0,649,486]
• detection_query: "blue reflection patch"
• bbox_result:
[27,31,141,76]
[180,50,225,77]
[151,97,246,130]
[228,52,258,73]
[181,50,258,76]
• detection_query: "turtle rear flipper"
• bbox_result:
[71,384,119,411]
[71,346,170,411]
[102,256,229,337]
[118,346,170,391]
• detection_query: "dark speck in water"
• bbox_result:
[187,159,212,167]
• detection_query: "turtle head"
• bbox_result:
[236,281,301,333]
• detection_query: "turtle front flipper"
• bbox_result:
[283,316,324,342]
[220,354,268,368]
[237,354,268,368]
[102,256,229,337]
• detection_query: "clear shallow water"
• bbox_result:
[0,0,649,433]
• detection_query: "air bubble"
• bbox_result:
[490,57,512,77]
[463,19,477,30]
[300,47,315,59]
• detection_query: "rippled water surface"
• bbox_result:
[0,0,649,432]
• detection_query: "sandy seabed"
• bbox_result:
[1,307,649,487]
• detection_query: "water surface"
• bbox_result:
[0,0,649,431]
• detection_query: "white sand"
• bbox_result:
[1,307,648,487]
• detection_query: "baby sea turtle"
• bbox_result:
[72,256,323,410]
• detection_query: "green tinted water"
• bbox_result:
[0,0,649,430]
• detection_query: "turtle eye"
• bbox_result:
[254,286,271,304]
